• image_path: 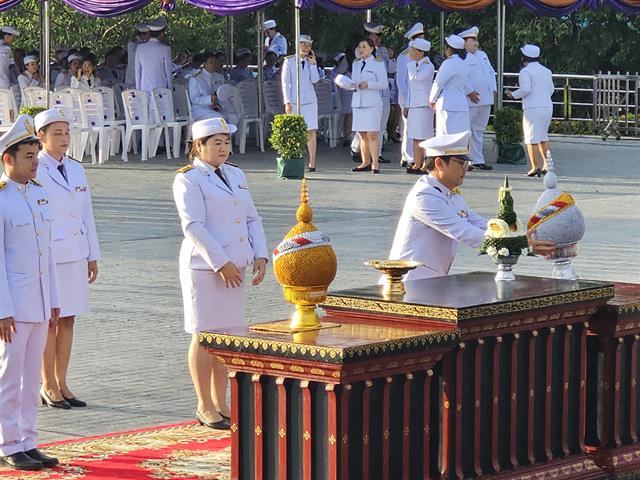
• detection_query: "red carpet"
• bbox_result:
[0,422,231,479]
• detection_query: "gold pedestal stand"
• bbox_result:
[365,260,423,299]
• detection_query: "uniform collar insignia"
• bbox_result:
[30,178,42,187]
[0,181,5,191]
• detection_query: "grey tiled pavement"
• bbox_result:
[36,134,639,443]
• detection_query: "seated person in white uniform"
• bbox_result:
[17,55,44,109]
[263,49,280,80]
[34,108,100,411]
[229,49,254,84]
[281,35,320,171]
[388,131,555,280]
[173,117,268,431]
[54,53,82,89]
[188,52,227,121]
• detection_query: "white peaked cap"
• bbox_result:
[67,53,82,62]
[458,26,479,39]
[135,23,150,32]
[363,22,385,34]
[334,52,345,62]
[191,117,237,141]
[445,35,465,50]
[298,35,313,44]
[262,19,276,29]
[419,131,471,159]
[404,22,424,39]
[148,17,167,31]
[35,108,70,132]
[410,38,431,52]
[0,26,19,36]
[521,44,540,58]
[235,48,251,57]
[0,114,38,154]
[23,55,38,65]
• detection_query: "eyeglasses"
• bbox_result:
[451,157,470,169]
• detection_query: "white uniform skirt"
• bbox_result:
[293,102,318,131]
[180,263,246,334]
[523,106,552,144]
[407,106,434,140]
[56,260,90,318]
[353,105,383,132]
[435,110,470,136]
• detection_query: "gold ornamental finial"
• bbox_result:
[296,179,313,223]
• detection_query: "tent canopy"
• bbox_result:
[0,0,637,16]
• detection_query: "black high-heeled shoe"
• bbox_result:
[218,412,230,422]
[196,411,230,430]
[40,389,71,410]
[524,169,541,177]
[541,168,548,175]
[63,395,87,408]
[352,164,371,172]
[372,169,380,174]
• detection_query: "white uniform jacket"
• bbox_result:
[388,175,486,281]
[70,74,101,91]
[281,55,319,106]
[395,47,411,108]
[511,61,554,110]
[465,50,496,106]
[18,72,43,91]
[407,57,435,108]
[351,56,388,108]
[173,159,269,273]
[0,43,11,89]
[54,70,72,89]
[135,38,172,92]
[429,55,472,112]
[188,69,226,121]
[0,175,59,322]
[265,32,287,57]
[36,152,100,265]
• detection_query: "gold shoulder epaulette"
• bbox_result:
[176,165,194,174]
[224,162,239,169]
[30,179,42,187]
[0,181,6,191]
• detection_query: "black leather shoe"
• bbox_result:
[24,449,59,468]
[40,389,71,409]
[474,164,493,170]
[196,411,231,430]
[378,156,390,164]
[372,169,380,174]
[400,160,408,167]
[350,151,360,161]
[352,164,371,172]
[307,167,315,172]
[218,412,230,422]
[62,395,87,408]
[0,452,43,470]
[406,166,423,175]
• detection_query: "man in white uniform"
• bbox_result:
[459,26,495,170]
[188,52,227,121]
[262,20,287,57]
[396,22,425,168]
[135,17,172,93]
[388,131,554,280]
[126,24,150,87]
[0,26,18,90]
[0,115,60,471]
[281,35,320,171]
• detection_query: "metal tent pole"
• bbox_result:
[256,10,264,120]
[228,16,234,75]
[440,12,445,56]
[499,0,506,108]
[366,9,372,22]
[294,2,301,112]
[43,0,51,106]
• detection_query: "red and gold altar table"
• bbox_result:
[199,272,638,480]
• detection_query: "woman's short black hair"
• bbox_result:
[522,55,537,63]
[452,48,467,60]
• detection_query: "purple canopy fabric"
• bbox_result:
[298,0,409,12]
[508,0,597,15]
[0,0,24,13]
[61,0,151,17]
[185,0,276,15]
[605,0,640,14]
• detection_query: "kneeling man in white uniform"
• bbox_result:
[388,131,554,281]
[0,115,60,471]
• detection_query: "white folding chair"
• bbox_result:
[23,87,48,108]
[262,79,284,138]
[50,91,88,159]
[152,87,189,159]
[79,91,124,164]
[10,85,21,115]
[235,79,264,154]
[121,89,162,162]
[314,78,336,148]
[0,89,14,134]
[92,86,126,156]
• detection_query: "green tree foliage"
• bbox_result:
[0,0,637,73]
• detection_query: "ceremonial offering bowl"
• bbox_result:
[492,254,520,282]
[365,260,422,297]
[549,242,579,280]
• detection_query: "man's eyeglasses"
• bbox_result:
[451,157,470,169]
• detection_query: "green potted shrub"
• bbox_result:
[19,106,47,117]
[494,107,526,165]
[269,114,307,179]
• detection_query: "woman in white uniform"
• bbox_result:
[173,117,269,429]
[34,108,100,409]
[281,35,320,171]
[429,35,474,136]
[70,57,101,91]
[351,37,388,174]
[405,38,434,173]
[506,44,555,177]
